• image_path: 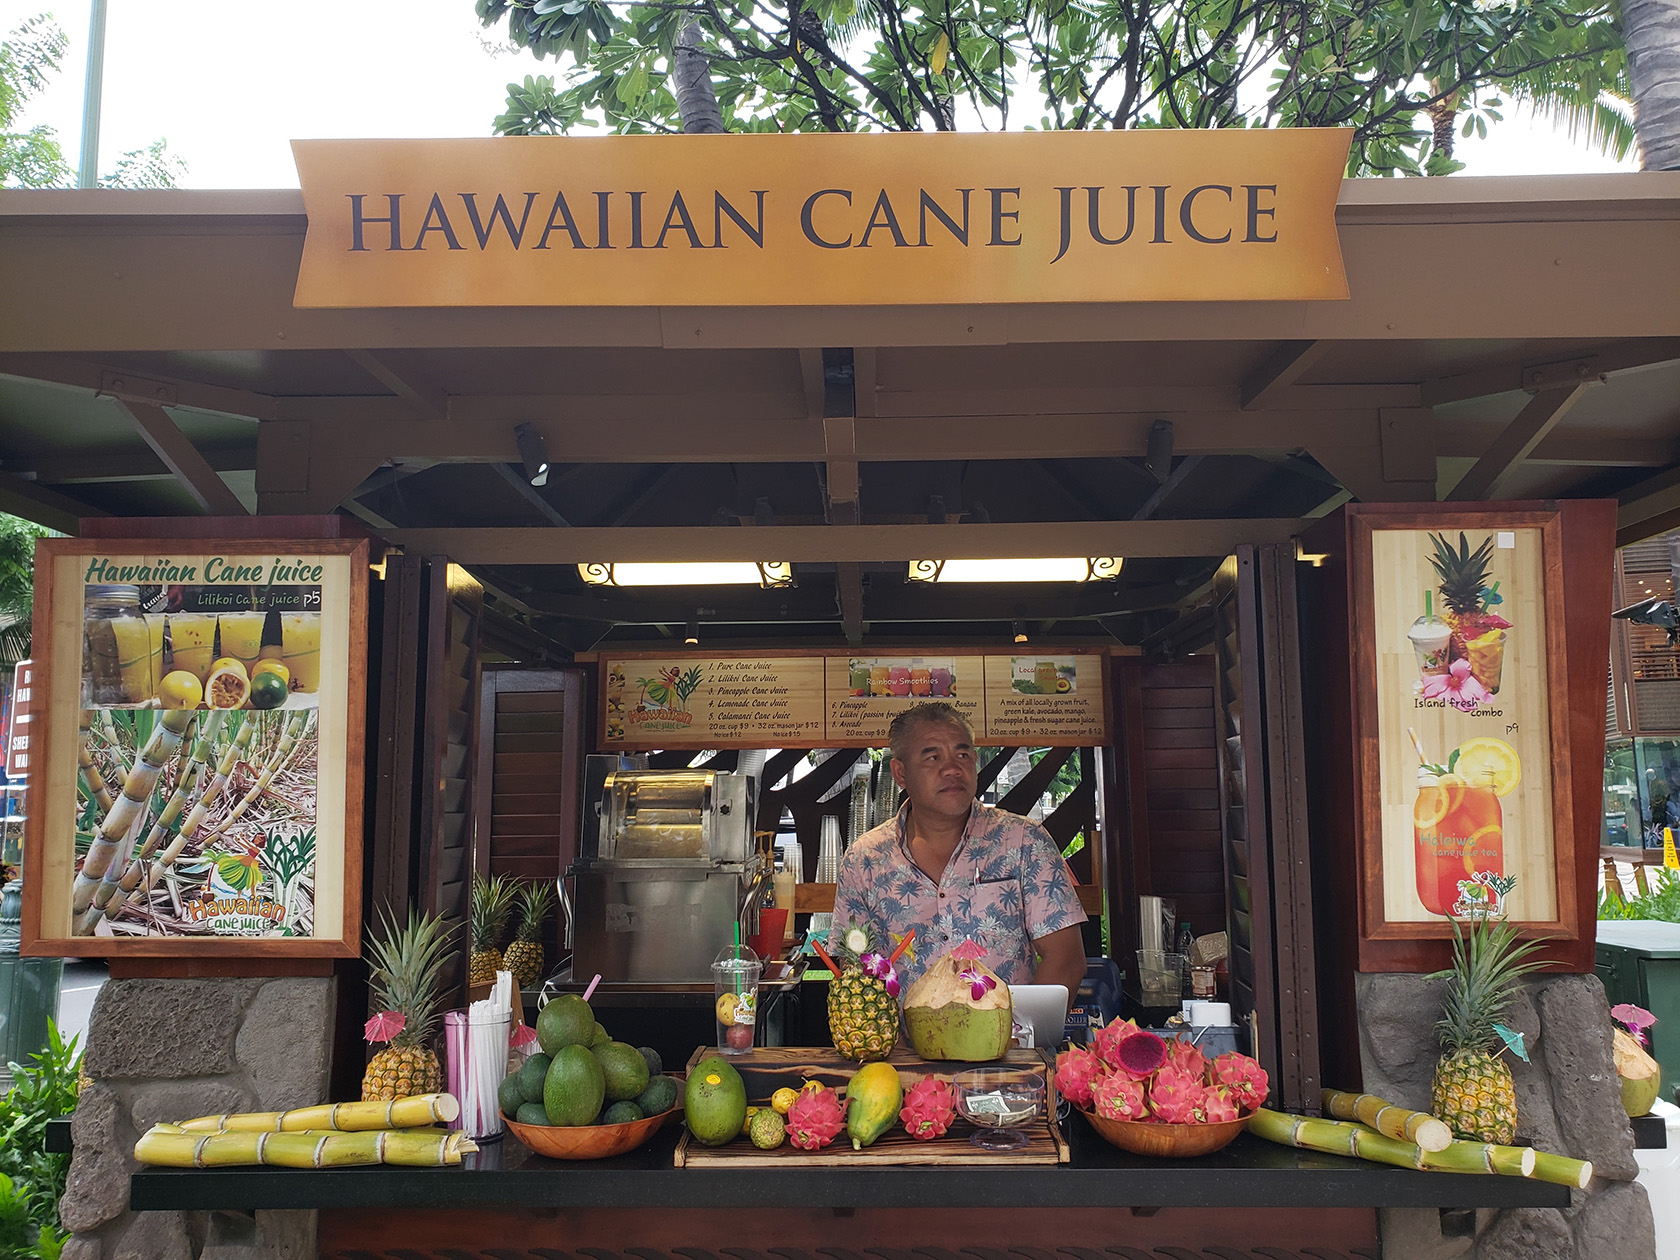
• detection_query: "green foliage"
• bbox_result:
[0,1022,82,1258]
[0,514,49,671]
[1,14,186,190]
[476,0,1627,175]
[1600,866,1680,923]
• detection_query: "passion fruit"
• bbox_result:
[209,656,249,681]
[157,669,204,710]
[206,666,251,710]
[249,671,288,710]
[252,659,291,690]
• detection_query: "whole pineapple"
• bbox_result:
[1429,916,1547,1144]
[1428,531,1496,654]
[362,905,455,1101]
[468,873,516,989]
[827,925,900,1062]
[503,880,555,990]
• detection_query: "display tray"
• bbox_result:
[674,1046,1068,1166]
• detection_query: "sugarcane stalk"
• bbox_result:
[70,708,197,920]
[134,1125,476,1168]
[1529,1151,1593,1188]
[77,711,115,815]
[81,714,227,930]
[1322,1088,1452,1152]
[194,711,312,846]
[174,1093,460,1134]
[126,715,255,910]
[99,710,131,778]
[1248,1109,1534,1177]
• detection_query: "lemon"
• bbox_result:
[252,659,291,689]
[1452,738,1522,797]
[210,657,248,680]
[157,670,203,710]
[770,1087,798,1115]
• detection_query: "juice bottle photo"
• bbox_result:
[1413,767,1504,915]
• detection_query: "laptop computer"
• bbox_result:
[1008,983,1070,1049]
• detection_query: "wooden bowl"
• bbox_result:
[1077,1106,1249,1157]
[504,1104,679,1160]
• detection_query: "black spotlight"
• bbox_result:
[514,422,549,487]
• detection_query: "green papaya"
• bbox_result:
[846,1061,904,1150]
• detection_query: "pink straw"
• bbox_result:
[582,973,601,1002]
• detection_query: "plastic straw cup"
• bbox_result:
[1136,949,1185,1006]
[746,908,789,961]
[445,1008,512,1141]
[712,945,761,1055]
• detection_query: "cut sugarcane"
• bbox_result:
[1529,1151,1593,1188]
[1322,1088,1452,1152]
[134,1125,475,1168]
[1248,1109,1534,1177]
[124,715,256,912]
[173,1093,459,1134]
[194,710,312,846]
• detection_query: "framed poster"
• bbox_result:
[1351,509,1576,941]
[22,537,367,958]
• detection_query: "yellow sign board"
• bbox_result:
[292,131,1351,308]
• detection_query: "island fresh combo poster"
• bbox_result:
[34,546,356,944]
[1370,527,1557,924]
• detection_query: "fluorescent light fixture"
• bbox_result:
[906,557,1123,583]
[578,561,795,588]
[514,422,549,487]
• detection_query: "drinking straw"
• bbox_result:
[1425,590,1433,621]
[582,973,601,1002]
[809,934,843,977]
[887,928,916,965]
[1407,727,1428,766]
[734,922,743,994]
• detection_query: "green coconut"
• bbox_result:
[1614,1028,1662,1117]
[903,953,1012,1062]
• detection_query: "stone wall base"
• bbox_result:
[1357,972,1656,1260]
[60,976,334,1260]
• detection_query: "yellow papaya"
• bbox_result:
[846,1061,904,1150]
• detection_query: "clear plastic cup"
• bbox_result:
[1136,949,1185,1006]
[444,1007,511,1141]
[712,945,761,1055]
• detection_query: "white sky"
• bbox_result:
[1,0,1640,188]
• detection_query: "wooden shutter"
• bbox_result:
[472,666,587,883]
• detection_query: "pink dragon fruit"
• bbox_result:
[787,1086,848,1150]
[1208,1052,1269,1112]
[1109,1029,1170,1082]
[1200,1086,1241,1123]
[1146,1067,1208,1124]
[1163,1037,1207,1081]
[1052,1046,1106,1109]
[1091,1074,1147,1121]
[1089,1019,1139,1071]
[898,1076,958,1141]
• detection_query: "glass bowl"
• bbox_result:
[952,1067,1046,1151]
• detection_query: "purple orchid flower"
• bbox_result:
[1612,1003,1657,1045]
[957,965,997,1001]
[861,951,901,998]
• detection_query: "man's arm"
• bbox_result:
[1031,924,1086,999]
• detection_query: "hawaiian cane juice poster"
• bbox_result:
[1371,528,1557,924]
[41,550,352,941]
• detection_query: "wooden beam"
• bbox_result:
[383,519,1301,565]
[1444,383,1596,501]
[1241,341,1329,410]
[0,353,276,420]
[108,398,249,515]
[835,561,864,641]
[1420,338,1680,406]
[0,471,105,534]
[491,462,572,527]
[1615,460,1680,545]
[1132,455,1205,519]
[602,466,679,527]
[343,348,448,421]
[15,444,255,484]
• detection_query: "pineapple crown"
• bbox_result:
[1428,531,1497,616]
[513,880,556,940]
[469,873,517,948]
[1431,916,1549,1057]
[365,903,457,1049]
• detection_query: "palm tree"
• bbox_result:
[1623,0,1680,168]
[0,513,48,671]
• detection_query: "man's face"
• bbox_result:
[890,719,979,826]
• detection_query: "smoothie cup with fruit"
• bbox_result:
[168,612,217,684]
[1407,592,1452,685]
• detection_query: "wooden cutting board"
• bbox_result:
[674,1046,1068,1166]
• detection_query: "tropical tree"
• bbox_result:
[1,13,185,189]
[476,0,1628,175]
[0,513,48,670]
[1623,0,1680,168]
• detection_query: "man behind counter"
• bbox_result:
[830,701,1088,999]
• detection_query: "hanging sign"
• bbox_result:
[600,648,1108,749]
[293,130,1351,308]
[23,538,368,958]
[5,660,32,780]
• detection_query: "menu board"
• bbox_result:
[25,537,367,958]
[1369,527,1557,924]
[600,649,1109,748]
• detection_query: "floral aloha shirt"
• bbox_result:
[829,801,1086,990]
